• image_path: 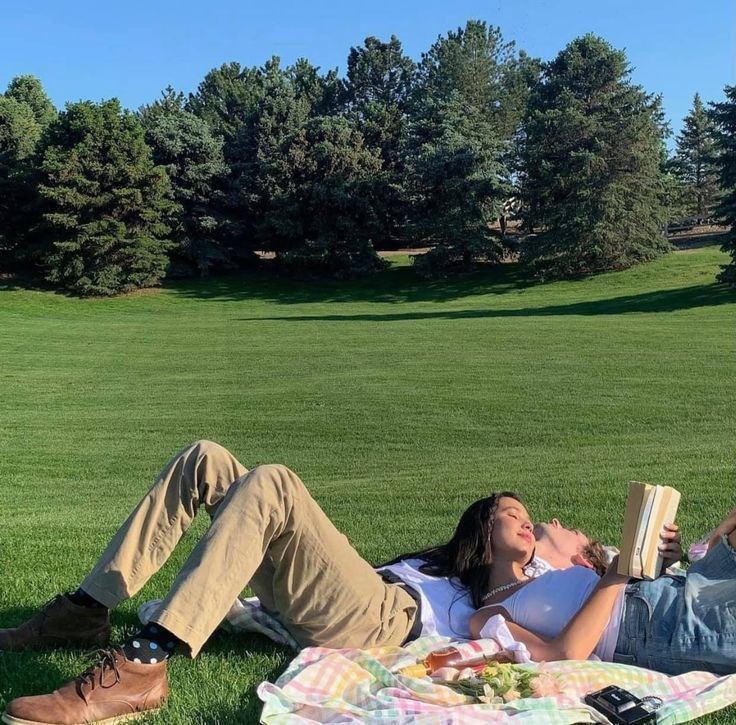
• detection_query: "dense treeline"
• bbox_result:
[0,22,734,295]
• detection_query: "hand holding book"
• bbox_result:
[658,522,682,572]
[617,481,682,579]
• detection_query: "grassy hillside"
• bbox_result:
[0,245,734,722]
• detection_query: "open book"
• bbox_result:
[617,481,681,579]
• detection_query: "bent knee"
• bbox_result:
[241,463,305,497]
[191,439,227,455]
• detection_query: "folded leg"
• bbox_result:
[149,463,417,656]
[81,440,247,608]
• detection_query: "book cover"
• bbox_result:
[617,481,681,580]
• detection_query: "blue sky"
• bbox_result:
[1,0,733,143]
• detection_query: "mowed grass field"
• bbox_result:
[0,243,734,723]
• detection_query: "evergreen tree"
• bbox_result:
[710,85,736,284]
[0,96,40,270]
[410,94,509,277]
[0,75,56,271]
[5,75,57,127]
[228,57,312,253]
[413,21,530,140]
[39,99,174,295]
[140,87,235,275]
[276,115,386,278]
[186,62,265,151]
[227,58,385,276]
[673,93,720,220]
[343,35,417,247]
[520,35,669,279]
[409,21,517,274]
[288,58,343,117]
[660,170,690,230]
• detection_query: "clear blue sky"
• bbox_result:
[2,0,734,142]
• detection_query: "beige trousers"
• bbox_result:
[81,441,416,656]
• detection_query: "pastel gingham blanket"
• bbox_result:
[256,636,736,724]
[139,598,736,722]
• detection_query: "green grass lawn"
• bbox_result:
[0,245,734,723]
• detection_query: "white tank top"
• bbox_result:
[497,567,625,660]
[376,558,476,638]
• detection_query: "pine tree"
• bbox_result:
[673,93,720,220]
[186,63,265,152]
[0,75,56,272]
[288,58,343,117]
[343,35,417,247]
[140,87,235,275]
[710,85,736,284]
[5,75,57,127]
[39,99,174,295]
[409,21,518,275]
[276,115,387,278]
[411,95,508,277]
[226,57,385,276]
[228,57,312,254]
[520,35,669,279]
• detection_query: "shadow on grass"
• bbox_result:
[670,230,732,250]
[176,630,291,724]
[0,610,289,723]
[0,607,78,706]
[166,263,536,305]
[236,283,735,323]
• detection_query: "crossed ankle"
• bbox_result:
[66,588,108,609]
[122,622,181,664]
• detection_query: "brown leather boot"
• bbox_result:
[0,595,111,651]
[2,648,168,724]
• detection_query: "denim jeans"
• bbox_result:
[613,534,736,675]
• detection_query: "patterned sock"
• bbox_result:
[66,588,107,609]
[122,623,180,664]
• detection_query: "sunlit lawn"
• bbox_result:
[0,243,734,722]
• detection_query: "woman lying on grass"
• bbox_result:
[469,495,736,676]
[0,441,691,724]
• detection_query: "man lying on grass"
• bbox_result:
[0,440,698,725]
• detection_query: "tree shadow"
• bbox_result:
[0,274,58,294]
[670,230,732,250]
[167,263,536,305]
[235,283,735,323]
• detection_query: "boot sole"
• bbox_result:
[2,709,159,725]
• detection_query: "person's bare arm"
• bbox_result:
[470,562,629,661]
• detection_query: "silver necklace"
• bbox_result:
[481,578,527,602]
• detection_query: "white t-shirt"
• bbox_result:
[377,556,622,660]
[496,566,625,661]
[376,558,476,638]
[375,555,558,639]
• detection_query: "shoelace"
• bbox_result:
[76,648,123,700]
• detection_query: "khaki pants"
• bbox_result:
[81,441,416,656]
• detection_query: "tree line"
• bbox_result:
[0,22,734,295]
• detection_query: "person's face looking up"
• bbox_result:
[533,518,591,565]
[490,497,535,562]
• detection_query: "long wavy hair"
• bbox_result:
[379,491,524,610]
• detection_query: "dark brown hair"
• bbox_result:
[581,539,608,577]
[379,492,524,609]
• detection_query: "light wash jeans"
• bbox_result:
[613,534,736,675]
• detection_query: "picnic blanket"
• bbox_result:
[139,555,731,725]
[256,636,736,724]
